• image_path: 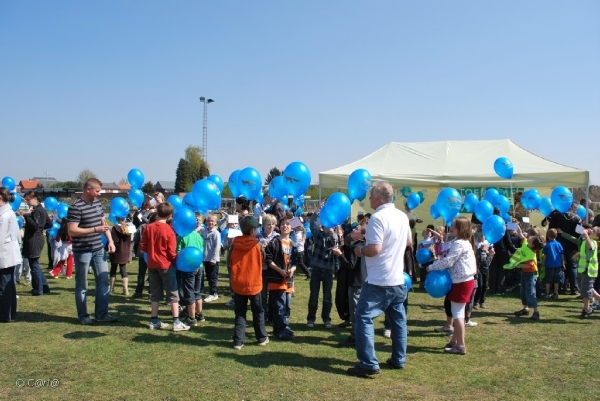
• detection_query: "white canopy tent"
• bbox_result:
[319,139,589,189]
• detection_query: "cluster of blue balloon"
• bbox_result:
[406,191,424,211]
[347,169,372,202]
[45,196,69,220]
[127,169,145,208]
[2,176,23,213]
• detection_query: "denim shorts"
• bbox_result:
[579,272,595,299]
[545,268,561,285]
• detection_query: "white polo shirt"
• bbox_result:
[364,203,410,286]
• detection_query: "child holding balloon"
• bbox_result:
[427,216,477,355]
[109,217,132,295]
[177,227,205,326]
[49,220,73,279]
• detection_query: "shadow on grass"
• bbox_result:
[64,331,107,339]
[16,311,80,324]
[215,350,352,375]
[130,324,233,348]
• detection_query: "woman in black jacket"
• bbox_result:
[20,191,50,296]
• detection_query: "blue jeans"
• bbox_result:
[28,257,49,295]
[354,282,407,370]
[269,289,289,336]
[520,272,537,308]
[307,267,333,323]
[74,249,110,321]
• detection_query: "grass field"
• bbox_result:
[1,255,599,401]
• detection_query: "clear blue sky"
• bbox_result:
[1,1,599,186]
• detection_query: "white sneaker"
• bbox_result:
[204,294,218,303]
[258,337,269,346]
[383,329,391,338]
[225,299,235,307]
[465,320,478,327]
[149,320,170,330]
[172,321,190,332]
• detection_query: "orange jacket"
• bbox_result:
[229,235,263,295]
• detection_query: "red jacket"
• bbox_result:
[140,222,176,269]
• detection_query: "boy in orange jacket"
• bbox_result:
[228,216,268,349]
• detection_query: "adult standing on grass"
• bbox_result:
[0,188,22,322]
[67,178,118,325]
[347,181,411,378]
[19,191,51,296]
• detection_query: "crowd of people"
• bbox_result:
[1,181,599,378]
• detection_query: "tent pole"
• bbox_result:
[318,185,322,204]
[586,182,590,223]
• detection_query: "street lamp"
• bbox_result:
[199,96,214,163]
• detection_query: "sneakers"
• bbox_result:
[434,326,453,333]
[183,317,198,327]
[80,317,94,325]
[204,294,218,303]
[383,329,391,338]
[233,343,244,350]
[225,299,235,307]
[149,320,170,330]
[531,311,540,321]
[306,321,315,328]
[258,337,269,346]
[195,313,206,322]
[385,358,404,369]
[465,320,478,327]
[552,293,559,300]
[324,321,333,329]
[514,309,529,317]
[172,321,190,332]
[543,294,550,299]
[347,365,380,378]
[275,332,294,341]
[580,308,594,319]
[96,314,119,323]
[444,345,466,355]
[479,303,486,309]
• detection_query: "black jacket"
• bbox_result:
[22,203,49,258]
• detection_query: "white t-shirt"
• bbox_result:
[364,203,410,286]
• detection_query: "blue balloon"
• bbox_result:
[56,202,69,219]
[283,161,311,197]
[108,213,118,226]
[521,189,540,210]
[172,207,197,237]
[294,194,305,207]
[167,195,183,212]
[237,167,262,201]
[404,272,412,291]
[575,205,587,221]
[417,191,425,204]
[494,157,514,179]
[2,176,16,191]
[47,228,58,238]
[321,192,351,228]
[435,188,462,223]
[551,186,573,214]
[16,215,23,229]
[44,197,59,212]
[207,174,224,192]
[294,207,303,217]
[425,270,452,298]
[110,197,130,219]
[483,188,500,205]
[192,179,221,211]
[143,252,148,263]
[416,248,433,265]
[255,191,264,205]
[305,228,312,239]
[268,175,288,200]
[228,170,241,199]
[127,168,145,190]
[474,200,494,223]
[101,234,108,246]
[128,188,145,209]
[347,169,372,202]
[176,247,203,272]
[52,221,61,231]
[10,193,22,212]
[406,193,420,211]
[463,193,479,213]
[482,215,506,244]
[494,195,511,216]
[430,204,440,219]
[539,197,554,217]
[182,193,197,210]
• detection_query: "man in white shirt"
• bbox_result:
[347,181,411,377]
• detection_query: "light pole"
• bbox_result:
[199,96,214,163]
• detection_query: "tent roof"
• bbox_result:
[319,139,589,188]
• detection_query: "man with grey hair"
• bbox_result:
[347,181,411,377]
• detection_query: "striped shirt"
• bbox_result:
[68,197,104,252]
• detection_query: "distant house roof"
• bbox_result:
[155,181,175,192]
[118,183,131,190]
[103,182,121,190]
[31,176,58,188]
[19,180,39,190]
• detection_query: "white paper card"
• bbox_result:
[289,217,302,229]
[441,242,451,252]
[576,225,584,234]
[228,215,239,224]
[507,223,519,231]
[227,229,243,238]
[258,216,262,225]
[522,217,530,223]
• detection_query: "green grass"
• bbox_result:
[2,256,599,401]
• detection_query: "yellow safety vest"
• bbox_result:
[577,240,598,278]
[504,241,537,272]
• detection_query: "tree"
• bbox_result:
[49,181,82,189]
[118,178,128,185]
[175,145,210,192]
[142,181,155,193]
[77,169,97,186]
[264,167,282,185]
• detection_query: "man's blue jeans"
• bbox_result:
[74,249,110,321]
[354,282,407,370]
[307,267,333,323]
